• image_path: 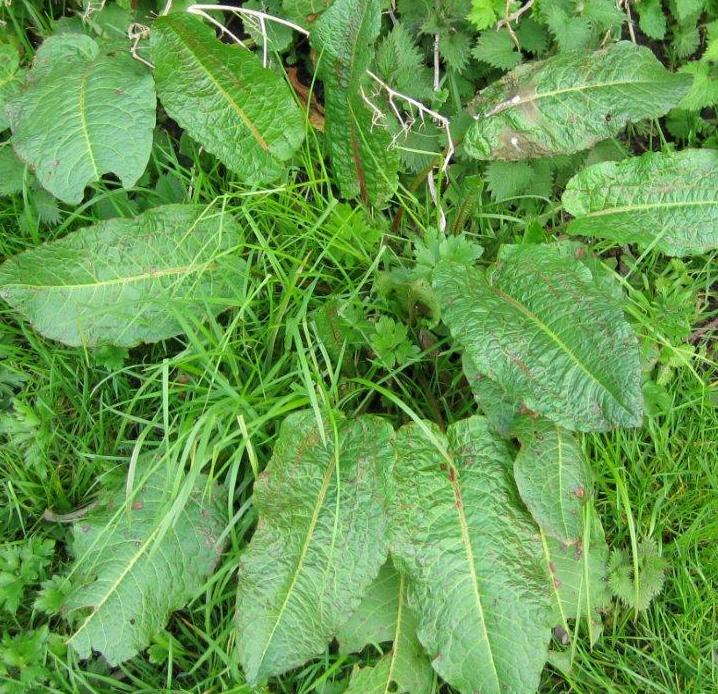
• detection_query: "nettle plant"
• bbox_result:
[0,0,713,691]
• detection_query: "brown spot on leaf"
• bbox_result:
[132,500,144,510]
[574,541,584,561]
[553,625,570,645]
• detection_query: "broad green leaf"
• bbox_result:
[339,562,434,694]
[337,561,400,652]
[513,420,591,544]
[62,461,226,665]
[7,34,155,204]
[433,243,644,431]
[462,353,522,437]
[541,510,610,646]
[0,44,24,132]
[235,411,392,685]
[390,416,551,694]
[151,13,305,185]
[283,0,332,26]
[0,204,246,347]
[312,0,399,206]
[464,41,691,160]
[563,149,718,256]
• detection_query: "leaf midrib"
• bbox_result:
[555,427,569,539]
[78,61,99,179]
[577,199,718,218]
[489,283,635,420]
[383,572,406,694]
[2,260,217,291]
[487,75,682,117]
[166,20,270,152]
[253,442,337,675]
[67,509,164,647]
[447,460,501,691]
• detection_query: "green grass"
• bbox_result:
[1,163,717,692]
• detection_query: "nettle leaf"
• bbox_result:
[374,23,434,101]
[472,30,522,71]
[0,44,24,132]
[464,41,691,160]
[513,420,592,544]
[152,13,305,185]
[607,537,666,612]
[433,243,644,431]
[563,149,718,257]
[235,411,392,685]
[543,511,610,646]
[0,146,26,197]
[637,0,667,40]
[0,204,246,347]
[543,7,592,52]
[340,562,434,694]
[62,461,226,665]
[7,34,155,204]
[312,0,399,206]
[390,416,551,694]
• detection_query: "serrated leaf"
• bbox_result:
[637,0,667,40]
[433,243,644,431]
[672,23,700,59]
[564,149,718,257]
[312,0,399,206]
[542,510,610,646]
[235,411,392,685]
[0,146,25,197]
[607,538,666,612]
[472,30,521,70]
[31,189,61,226]
[704,20,718,62]
[544,7,592,52]
[390,416,551,694]
[0,44,24,132]
[340,562,433,694]
[513,420,591,543]
[0,204,246,347]
[152,13,304,185]
[374,23,434,101]
[467,0,500,30]
[517,17,549,55]
[7,34,155,204]
[439,30,473,72]
[465,41,691,160]
[484,160,533,200]
[673,0,704,22]
[583,0,626,31]
[62,461,226,665]
[677,61,718,110]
